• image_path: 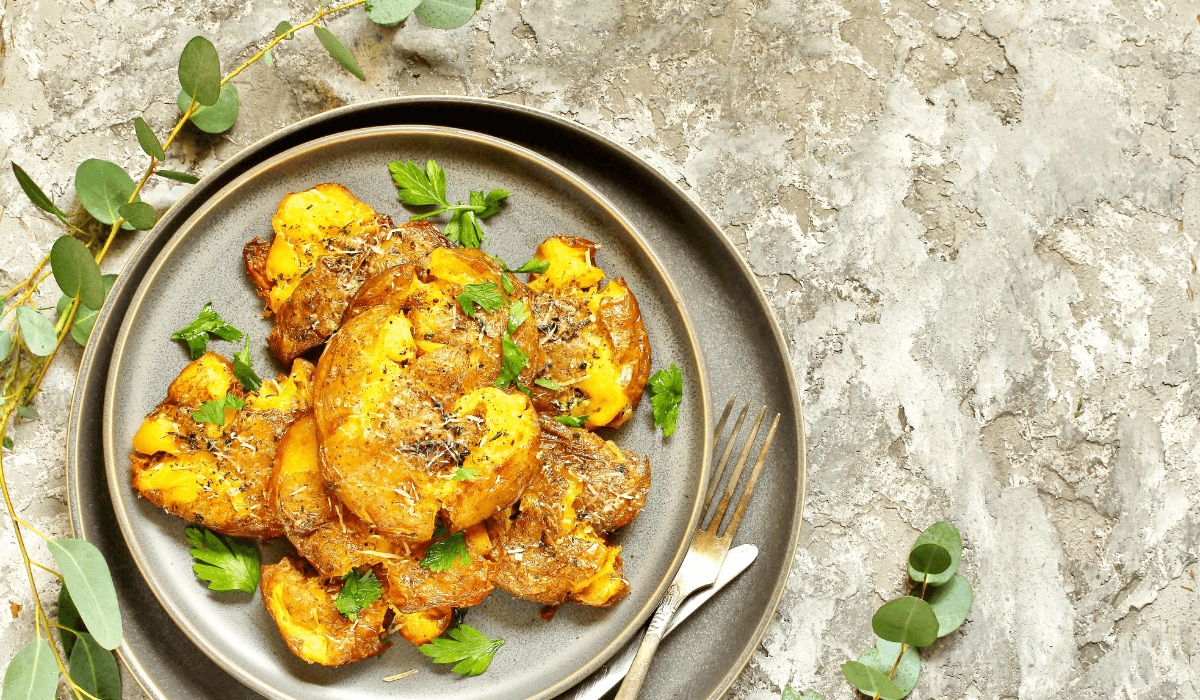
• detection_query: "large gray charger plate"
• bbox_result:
[67,97,806,699]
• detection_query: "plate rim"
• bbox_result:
[67,95,808,700]
[99,123,713,700]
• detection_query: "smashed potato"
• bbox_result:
[527,236,651,429]
[131,352,313,538]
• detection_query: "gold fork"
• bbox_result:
[615,398,781,700]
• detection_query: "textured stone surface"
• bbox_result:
[2,0,1199,698]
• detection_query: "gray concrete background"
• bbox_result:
[2,0,1199,697]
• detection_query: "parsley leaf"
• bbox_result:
[389,159,448,207]
[418,624,504,676]
[555,414,588,428]
[457,282,505,319]
[453,466,480,481]
[513,256,549,274]
[534,377,561,390]
[648,363,683,437]
[478,189,510,218]
[171,302,243,359]
[494,333,529,391]
[232,337,262,392]
[507,300,530,334]
[192,393,246,426]
[419,530,470,572]
[185,526,259,593]
[335,569,383,620]
[448,208,485,248]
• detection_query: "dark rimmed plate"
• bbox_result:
[68,97,806,700]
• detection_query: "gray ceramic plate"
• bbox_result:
[101,126,710,700]
[68,97,805,700]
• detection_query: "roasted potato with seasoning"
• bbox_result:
[313,248,543,542]
[526,236,651,429]
[243,183,448,364]
[381,523,495,613]
[261,555,390,666]
[130,352,314,538]
[393,606,453,647]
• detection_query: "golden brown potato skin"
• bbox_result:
[313,248,542,542]
[130,353,314,539]
[260,555,390,666]
[393,606,453,646]
[381,524,495,613]
[527,235,651,429]
[242,183,449,365]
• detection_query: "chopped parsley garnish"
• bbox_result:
[185,527,259,593]
[506,300,530,334]
[191,393,246,426]
[648,363,683,437]
[171,302,243,358]
[335,569,383,620]
[418,624,504,676]
[494,334,529,391]
[512,257,549,274]
[388,158,510,249]
[232,337,262,392]
[457,282,505,319]
[453,466,480,481]
[534,377,561,390]
[554,415,588,428]
[419,530,471,572]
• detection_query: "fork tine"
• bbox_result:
[721,412,780,539]
[705,405,766,533]
[704,401,750,506]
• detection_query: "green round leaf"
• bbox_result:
[314,26,365,80]
[908,542,952,580]
[134,117,165,160]
[0,330,12,363]
[908,521,963,586]
[157,169,200,184]
[858,639,920,696]
[119,201,157,231]
[178,35,222,106]
[69,632,121,700]
[178,83,240,134]
[75,158,136,226]
[872,596,940,647]
[262,48,275,68]
[366,0,421,26]
[70,275,117,347]
[58,583,84,658]
[840,660,905,700]
[11,162,67,219]
[274,20,295,38]
[413,0,476,29]
[47,538,123,649]
[928,573,974,637]
[14,306,57,357]
[50,236,105,309]
[1,638,58,700]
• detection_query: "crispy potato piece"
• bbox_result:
[130,353,313,538]
[243,183,449,364]
[527,236,651,429]
[313,248,543,542]
[393,606,453,647]
[381,524,495,613]
[261,555,390,666]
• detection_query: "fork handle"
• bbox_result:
[614,583,685,700]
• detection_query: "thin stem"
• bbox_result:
[886,643,908,678]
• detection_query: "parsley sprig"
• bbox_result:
[185,527,259,593]
[232,337,262,392]
[648,363,683,437]
[191,393,246,426]
[171,302,243,358]
[418,624,505,676]
[388,158,510,248]
[419,529,471,572]
[335,569,383,620]
[457,282,505,319]
[495,301,531,394]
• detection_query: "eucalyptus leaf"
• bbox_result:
[314,26,365,80]
[2,437,12,450]
[70,275,117,346]
[908,542,951,580]
[134,117,165,160]
[58,584,84,658]
[0,330,12,363]
[1,638,58,700]
[14,306,56,357]
[119,201,157,231]
[274,20,295,38]
[262,48,275,68]
[75,159,137,227]
[840,660,905,700]
[858,638,920,696]
[50,236,105,309]
[69,632,121,700]
[366,0,421,26]
[907,521,962,586]
[927,573,974,637]
[157,169,200,184]
[413,0,476,29]
[178,83,240,134]
[47,538,122,650]
[178,35,222,106]
[872,596,939,648]
[16,405,37,420]
[11,163,67,220]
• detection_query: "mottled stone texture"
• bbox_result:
[2,0,1198,697]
